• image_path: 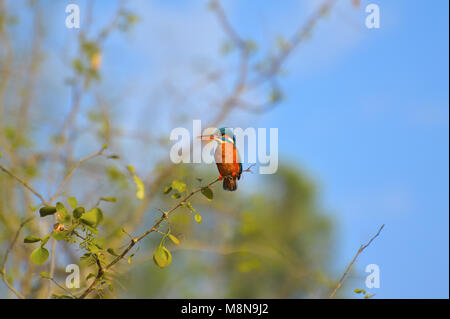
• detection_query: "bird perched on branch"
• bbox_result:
[199,127,242,191]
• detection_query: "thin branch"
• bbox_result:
[78,174,235,299]
[43,277,75,298]
[0,217,34,299]
[46,229,57,299]
[212,0,245,49]
[329,224,385,299]
[251,0,337,87]
[48,146,106,204]
[0,164,48,205]
[45,146,106,298]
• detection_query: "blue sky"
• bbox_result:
[253,0,449,298]
[13,0,447,298]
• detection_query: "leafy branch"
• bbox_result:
[78,175,224,298]
[0,146,106,298]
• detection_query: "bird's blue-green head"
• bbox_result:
[198,127,235,144]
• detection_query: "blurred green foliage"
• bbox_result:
[0,0,338,299]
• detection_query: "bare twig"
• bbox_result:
[42,276,75,298]
[0,217,34,299]
[48,146,106,204]
[0,164,48,205]
[251,0,337,87]
[212,0,245,49]
[329,224,385,299]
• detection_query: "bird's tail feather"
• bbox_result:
[223,177,237,191]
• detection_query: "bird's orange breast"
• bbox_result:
[215,143,241,177]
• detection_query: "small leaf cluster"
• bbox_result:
[163,179,214,225]
[25,196,113,267]
[72,40,102,88]
[354,288,375,299]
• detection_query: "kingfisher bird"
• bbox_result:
[199,127,243,191]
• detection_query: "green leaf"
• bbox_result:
[52,232,66,241]
[194,213,202,224]
[133,175,145,200]
[86,273,96,281]
[186,202,197,213]
[168,234,180,245]
[354,288,366,294]
[126,165,135,174]
[171,192,181,199]
[67,197,77,209]
[39,206,57,217]
[162,247,172,265]
[107,248,119,256]
[171,180,186,193]
[163,186,172,194]
[153,246,172,268]
[127,166,145,199]
[89,245,101,254]
[73,207,85,219]
[80,208,103,227]
[80,213,96,227]
[100,197,116,203]
[80,253,96,266]
[40,234,51,247]
[40,271,51,279]
[30,247,49,265]
[201,187,214,201]
[81,41,100,59]
[72,58,84,74]
[94,208,104,224]
[56,202,66,214]
[24,235,41,243]
[56,202,70,223]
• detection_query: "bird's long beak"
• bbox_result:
[198,134,216,140]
